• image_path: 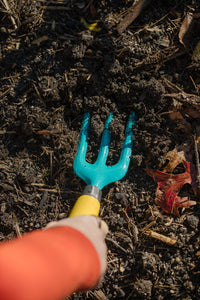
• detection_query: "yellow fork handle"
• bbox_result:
[69,195,100,217]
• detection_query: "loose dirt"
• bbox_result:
[1,0,200,299]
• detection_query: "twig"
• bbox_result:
[42,6,70,10]
[1,0,18,29]
[0,130,16,134]
[16,205,29,216]
[144,230,177,246]
[49,151,53,185]
[13,213,22,237]
[106,237,128,254]
[37,0,70,3]
[190,75,199,95]
[194,132,200,193]
[163,78,200,109]
[64,72,72,102]
[38,188,58,193]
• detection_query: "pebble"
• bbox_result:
[119,265,125,273]
[115,192,125,200]
[186,215,199,229]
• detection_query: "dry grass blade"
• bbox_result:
[0,0,18,29]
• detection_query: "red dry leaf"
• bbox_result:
[145,161,197,216]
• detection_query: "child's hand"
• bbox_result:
[46,215,108,282]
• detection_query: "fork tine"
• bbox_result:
[76,112,90,162]
[110,112,135,180]
[73,113,91,182]
[118,112,135,165]
[96,113,113,165]
[98,112,135,189]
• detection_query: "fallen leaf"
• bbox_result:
[163,147,186,173]
[169,110,184,121]
[145,160,197,216]
[80,17,101,32]
[179,12,194,47]
[183,107,200,119]
[117,0,151,34]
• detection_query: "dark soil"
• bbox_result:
[1,0,200,299]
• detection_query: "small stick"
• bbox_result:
[49,151,53,185]
[13,213,22,237]
[144,230,177,246]
[190,75,199,95]
[38,188,58,193]
[106,237,128,254]
[194,132,200,194]
[64,72,72,102]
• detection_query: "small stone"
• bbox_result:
[186,215,199,229]
[133,279,153,297]
[115,192,125,200]
[59,213,67,219]
[119,265,125,273]
[175,256,181,263]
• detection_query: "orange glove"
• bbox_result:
[0,215,108,300]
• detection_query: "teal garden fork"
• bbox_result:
[70,112,135,217]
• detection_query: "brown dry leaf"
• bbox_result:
[169,110,184,121]
[117,0,151,34]
[168,110,192,134]
[179,12,194,47]
[163,147,186,173]
[183,107,200,119]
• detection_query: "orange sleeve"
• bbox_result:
[0,226,101,300]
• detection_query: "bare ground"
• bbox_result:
[0,0,200,299]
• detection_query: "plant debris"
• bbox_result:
[145,148,198,216]
[117,0,151,34]
[144,230,177,246]
[1,1,200,299]
[178,12,194,47]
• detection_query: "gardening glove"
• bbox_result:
[0,215,108,300]
[46,215,108,283]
